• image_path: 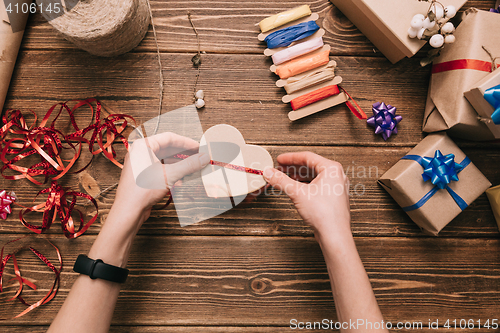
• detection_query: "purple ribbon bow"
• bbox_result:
[367,102,403,141]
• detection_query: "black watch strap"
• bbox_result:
[73,255,129,283]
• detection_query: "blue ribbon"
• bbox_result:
[484,84,500,125]
[264,21,320,49]
[401,150,470,212]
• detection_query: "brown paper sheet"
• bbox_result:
[330,0,467,64]
[464,69,500,138]
[486,185,500,232]
[0,1,29,112]
[423,10,500,141]
[378,133,491,236]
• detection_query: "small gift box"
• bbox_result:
[378,133,491,236]
[486,185,500,232]
[423,10,500,141]
[329,0,467,64]
[464,68,500,138]
[0,1,29,111]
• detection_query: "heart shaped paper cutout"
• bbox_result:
[200,124,273,198]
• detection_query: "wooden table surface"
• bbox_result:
[1,0,500,331]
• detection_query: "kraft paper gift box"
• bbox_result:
[464,68,500,138]
[378,133,491,236]
[423,10,500,141]
[329,0,467,64]
[486,185,500,232]
[0,0,30,112]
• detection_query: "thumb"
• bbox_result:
[164,153,211,187]
[263,167,300,198]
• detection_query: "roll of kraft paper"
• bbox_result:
[0,0,30,112]
[272,37,324,65]
[46,0,150,57]
[259,5,311,33]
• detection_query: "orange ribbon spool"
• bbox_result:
[276,50,330,79]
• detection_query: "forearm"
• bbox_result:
[47,205,146,333]
[317,229,388,333]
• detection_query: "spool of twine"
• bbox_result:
[46,0,150,57]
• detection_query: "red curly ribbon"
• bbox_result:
[173,154,264,175]
[431,59,500,74]
[19,181,98,239]
[0,99,134,184]
[0,237,62,319]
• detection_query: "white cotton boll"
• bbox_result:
[417,28,426,40]
[408,27,418,38]
[432,6,444,20]
[195,90,205,99]
[412,14,425,22]
[423,17,436,30]
[444,34,456,44]
[445,5,457,18]
[410,15,425,30]
[429,34,444,48]
[195,98,205,109]
[441,22,455,34]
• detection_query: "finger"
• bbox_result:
[144,132,199,155]
[276,152,334,175]
[277,165,316,182]
[164,153,210,187]
[263,167,301,198]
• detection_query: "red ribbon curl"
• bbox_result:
[19,181,98,239]
[0,98,134,184]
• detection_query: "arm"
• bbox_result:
[48,133,210,333]
[263,152,388,333]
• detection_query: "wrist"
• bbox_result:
[87,204,146,268]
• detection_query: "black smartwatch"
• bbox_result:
[73,255,129,283]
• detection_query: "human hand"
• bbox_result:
[263,152,351,240]
[112,132,210,232]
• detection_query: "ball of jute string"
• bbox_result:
[46,0,150,57]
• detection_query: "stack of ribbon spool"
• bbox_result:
[258,5,366,121]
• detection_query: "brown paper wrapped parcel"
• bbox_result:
[329,0,467,64]
[378,133,491,236]
[464,68,500,138]
[423,10,500,141]
[0,0,29,112]
[486,185,500,232]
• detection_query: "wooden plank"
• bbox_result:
[2,326,498,332]
[6,50,500,148]
[20,0,497,56]
[2,50,442,146]
[0,146,498,237]
[0,235,499,326]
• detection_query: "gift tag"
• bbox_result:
[200,124,273,198]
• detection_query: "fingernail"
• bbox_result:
[263,167,274,180]
[199,153,210,167]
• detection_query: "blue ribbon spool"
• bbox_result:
[401,150,470,212]
[484,84,500,125]
[264,21,320,49]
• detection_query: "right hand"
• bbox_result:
[263,152,351,239]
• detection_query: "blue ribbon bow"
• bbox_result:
[484,84,500,125]
[401,150,470,212]
[264,21,320,49]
